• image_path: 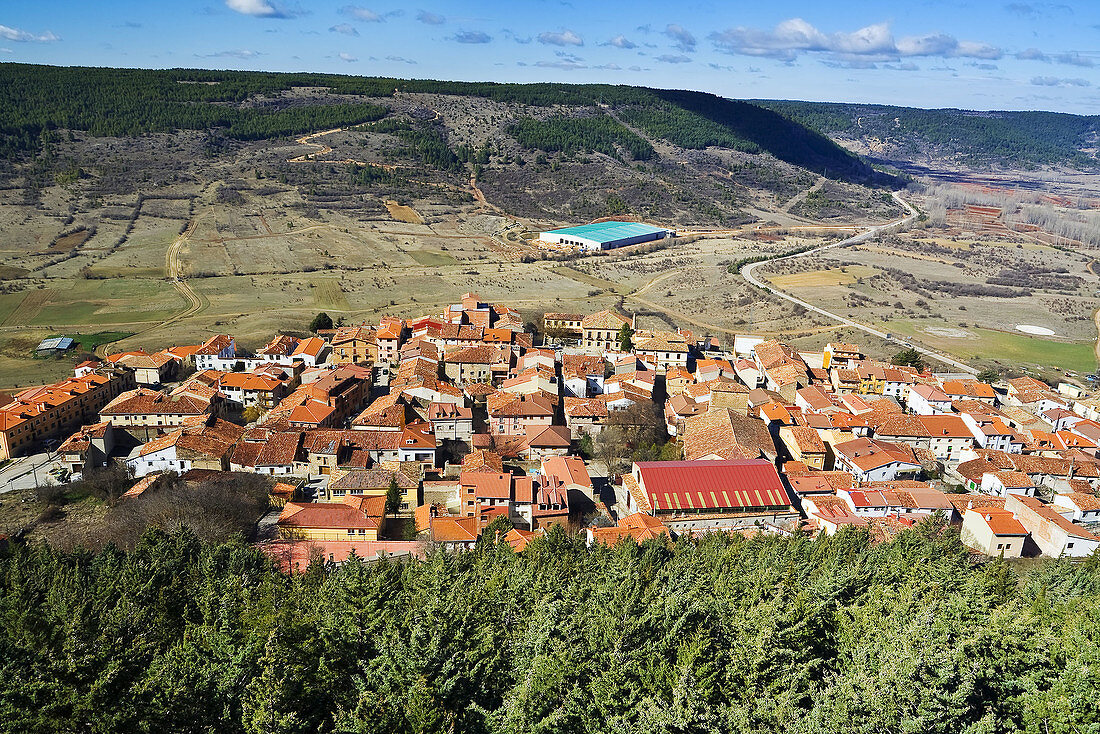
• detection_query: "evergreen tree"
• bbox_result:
[618,323,634,353]
[309,312,334,332]
[385,476,401,515]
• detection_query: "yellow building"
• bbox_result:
[277,495,387,541]
[328,326,377,365]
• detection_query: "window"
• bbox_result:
[347,529,355,536]
[1068,542,1075,549]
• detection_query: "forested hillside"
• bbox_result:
[1,522,1098,733]
[757,99,1100,168]
[0,63,868,181]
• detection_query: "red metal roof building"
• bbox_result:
[631,459,793,515]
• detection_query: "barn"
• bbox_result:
[540,221,672,252]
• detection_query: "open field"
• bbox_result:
[768,265,879,290]
[754,190,1100,377]
[882,320,1097,375]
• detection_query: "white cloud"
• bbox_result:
[330,23,359,36]
[339,51,358,62]
[606,35,636,49]
[1054,51,1094,67]
[0,24,60,42]
[1031,75,1090,87]
[1016,47,1049,61]
[538,29,583,46]
[453,30,491,44]
[340,5,382,22]
[225,0,288,18]
[657,53,691,64]
[386,55,417,64]
[665,24,695,52]
[708,18,1001,62]
[416,10,445,25]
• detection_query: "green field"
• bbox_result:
[885,320,1097,374]
[58,331,136,353]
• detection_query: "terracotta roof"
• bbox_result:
[279,495,386,530]
[504,528,543,551]
[194,334,233,356]
[430,516,480,543]
[682,408,776,461]
[102,387,213,417]
[461,471,512,500]
[255,431,302,466]
[541,455,592,489]
[833,437,919,472]
[1058,491,1100,512]
[330,465,419,491]
[1010,494,1100,541]
[789,426,826,454]
[941,380,996,399]
[461,449,504,473]
[564,396,609,419]
[525,424,571,448]
[260,334,299,357]
[589,513,670,545]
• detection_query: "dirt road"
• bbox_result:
[95,218,206,358]
[742,193,979,375]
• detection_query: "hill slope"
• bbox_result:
[756,99,1100,169]
[0,64,909,228]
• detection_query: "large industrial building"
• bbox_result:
[540,221,672,252]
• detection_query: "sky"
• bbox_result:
[3,0,1100,113]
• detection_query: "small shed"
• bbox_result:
[36,337,74,355]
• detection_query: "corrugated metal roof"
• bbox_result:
[543,221,668,243]
[635,460,789,512]
[37,337,73,351]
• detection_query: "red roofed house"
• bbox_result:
[832,437,921,483]
[1005,493,1100,557]
[587,513,670,546]
[57,421,117,478]
[628,459,796,532]
[278,495,387,542]
[127,417,245,477]
[522,424,572,461]
[428,401,474,442]
[1052,492,1100,523]
[960,507,1029,557]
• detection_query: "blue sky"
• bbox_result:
[3,0,1099,113]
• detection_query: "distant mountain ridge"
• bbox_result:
[755,99,1100,169]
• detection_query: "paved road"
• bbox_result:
[741,193,979,376]
[0,451,60,495]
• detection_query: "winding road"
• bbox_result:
[741,192,979,375]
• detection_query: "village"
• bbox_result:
[2,289,1099,568]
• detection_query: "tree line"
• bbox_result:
[2,519,1100,733]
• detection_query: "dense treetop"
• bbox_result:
[1,519,1099,733]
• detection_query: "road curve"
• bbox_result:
[741,193,979,375]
